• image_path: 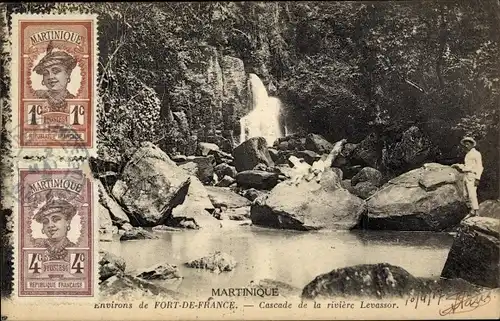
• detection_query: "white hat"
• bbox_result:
[460,136,477,147]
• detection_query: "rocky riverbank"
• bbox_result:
[95,133,499,298]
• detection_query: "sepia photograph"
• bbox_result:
[1,1,499,320]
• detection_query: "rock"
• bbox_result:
[214,163,237,180]
[171,155,188,163]
[478,200,500,219]
[170,177,219,228]
[236,170,279,190]
[351,167,383,187]
[243,188,268,202]
[340,179,352,191]
[384,126,433,173]
[197,142,220,156]
[305,133,334,154]
[97,180,130,226]
[274,135,306,151]
[351,133,381,169]
[226,207,251,220]
[268,148,279,163]
[208,148,234,165]
[99,250,126,282]
[221,55,249,132]
[441,217,499,288]
[120,227,159,241]
[112,142,190,226]
[178,162,198,177]
[185,251,237,273]
[100,274,179,300]
[351,181,378,199]
[98,203,114,236]
[121,222,133,231]
[233,137,274,172]
[136,263,182,280]
[332,143,358,167]
[302,263,486,300]
[343,165,363,179]
[251,169,365,230]
[177,155,216,184]
[253,163,270,171]
[216,175,236,187]
[364,163,468,231]
[293,150,321,166]
[152,225,182,232]
[273,164,294,179]
[331,167,344,180]
[205,186,251,208]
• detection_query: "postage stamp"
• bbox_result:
[10,14,97,154]
[16,162,95,297]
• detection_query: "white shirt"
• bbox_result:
[460,148,483,180]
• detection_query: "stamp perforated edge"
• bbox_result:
[11,158,99,303]
[10,13,98,159]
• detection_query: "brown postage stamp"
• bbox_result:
[11,14,97,154]
[16,163,95,297]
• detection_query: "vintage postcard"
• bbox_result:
[1,2,499,321]
[10,13,97,155]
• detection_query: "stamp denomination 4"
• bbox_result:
[18,167,94,296]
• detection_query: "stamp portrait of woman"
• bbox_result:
[32,198,78,261]
[32,41,78,112]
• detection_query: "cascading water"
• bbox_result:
[239,74,286,146]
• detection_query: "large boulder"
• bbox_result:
[441,217,499,288]
[363,163,468,231]
[236,170,279,190]
[274,135,306,151]
[351,167,383,187]
[97,180,130,226]
[98,203,114,236]
[136,263,182,280]
[205,186,251,209]
[233,137,274,172]
[301,263,485,300]
[99,250,126,282]
[305,133,334,154]
[351,182,378,200]
[293,150,321,166]
[100,274,180,300]
[214,163,237,179]
[177,155,216,184]
[170,177,219,228]
[478,200,500,219]
[112,143,191,226]
[196,142,220,156]
[120,227,159,241]
[185,251,237,273]
[251,169,365,230]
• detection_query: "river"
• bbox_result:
[100,222,454,298]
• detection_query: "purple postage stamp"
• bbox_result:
[17,165,94,296]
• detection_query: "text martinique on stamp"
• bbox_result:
[14,15,96,149]
[18,166,94,297]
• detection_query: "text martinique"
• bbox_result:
[212,288,279,297]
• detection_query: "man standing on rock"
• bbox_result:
[452,137,483,218]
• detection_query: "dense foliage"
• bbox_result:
[6,1,499,198]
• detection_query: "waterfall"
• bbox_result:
[239,74,285,146]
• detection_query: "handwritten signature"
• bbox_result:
[438,290,492,316]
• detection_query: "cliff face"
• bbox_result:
[166,46,251,154]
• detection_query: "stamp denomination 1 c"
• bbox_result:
[17,165,94,297]
[11,14,97,153]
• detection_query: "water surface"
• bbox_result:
[101,223,454,298]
